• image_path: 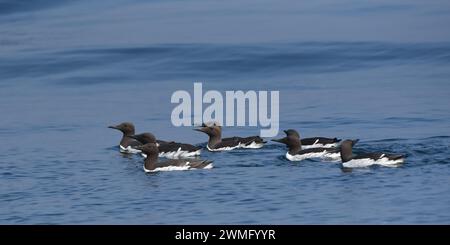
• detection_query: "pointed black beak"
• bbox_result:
[108,125,119,130]
[194,127,205,132]
[271,138,286,144]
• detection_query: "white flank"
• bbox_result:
[141,149,201,159]
[207,141,264,151]
[241,141,265,149]
[120,145,142,154]
[159,148,201,159]
[342,157,404,168]
[143,162,214,172]
[143,165,191,172]
[207,144,241,151]
[286,151,341,162]
[301,143,339,149]
[323,152,341,161]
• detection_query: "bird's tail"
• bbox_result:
[192,160,214,169]
[389,154,405,160]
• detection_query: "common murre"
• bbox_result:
[272,129,357,161]
[340,139,405,168]
[108,122,142,153]
[194,123,266,151]
[135,143,213,172]
[283,129,341,149]
[129,133,201,158]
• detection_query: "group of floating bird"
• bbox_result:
[109,122,405,172]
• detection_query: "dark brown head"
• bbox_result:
[128,133,156,144]
[283,129,300,139]
[108,122,136,136]
[134,143,159,154]
[194,124,222,138]
[134,143,159,157]
[194,123,222,147]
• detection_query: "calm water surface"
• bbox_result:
[0,0,450,224]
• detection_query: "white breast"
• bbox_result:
[342,157,404,168]
[301,143,339,149]
[285,151,341,162]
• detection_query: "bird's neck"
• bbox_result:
[119,131,135,146]
[144,154,158,171]
[288,137,302,154]
[208,134,222,148]
[340,147,353,162]
[288,145,301,155]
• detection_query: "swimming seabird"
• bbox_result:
[194,123,266,151]
[108,122,142,153]
[340,139,405,168]
[283,129,341,149]
[135,143,213,172]
[272,129,357,161]
[129,133,201,158]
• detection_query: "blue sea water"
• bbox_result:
[1,0,450,224]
